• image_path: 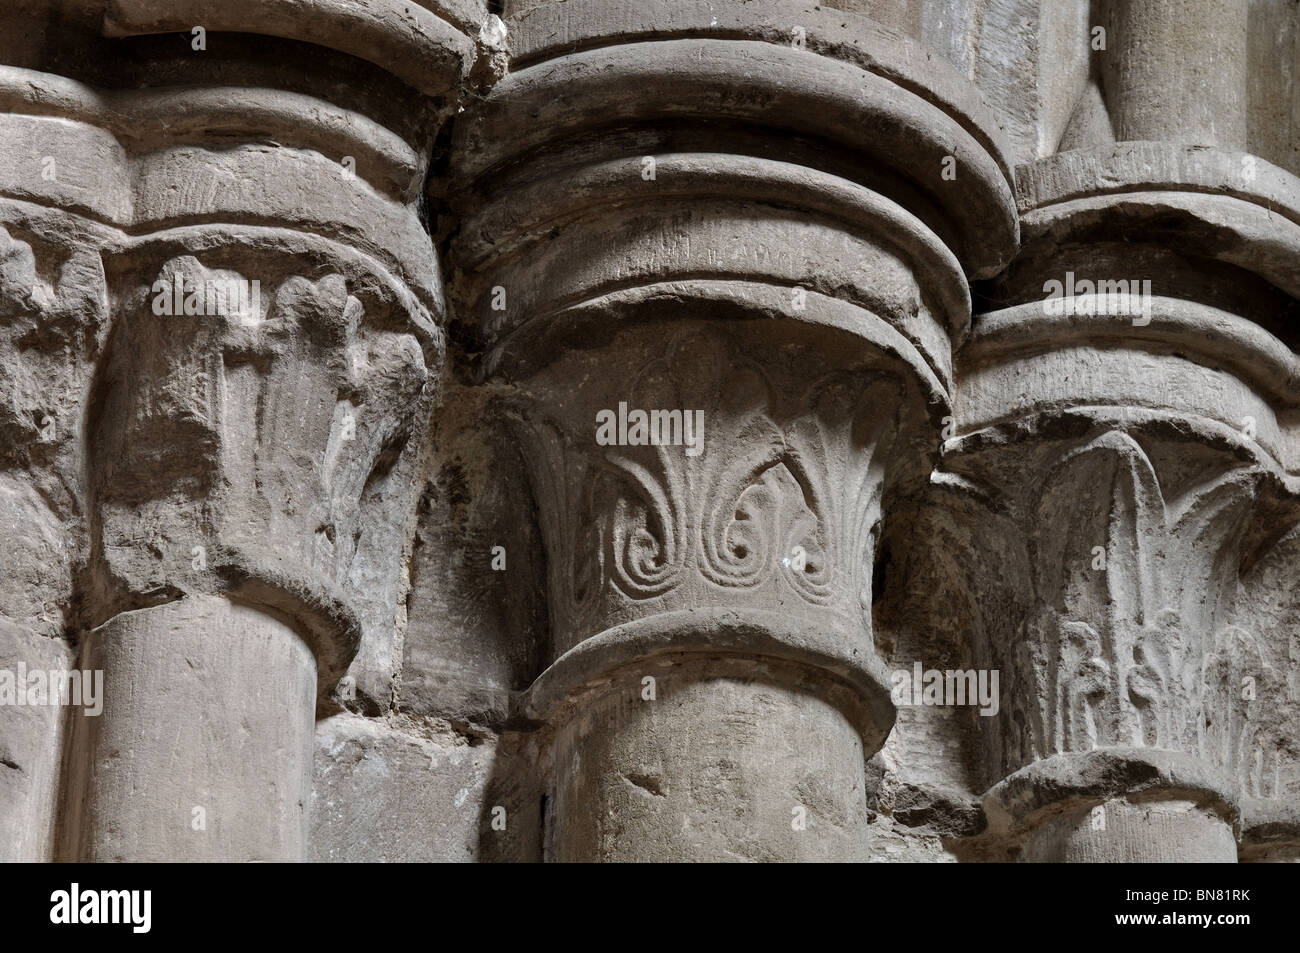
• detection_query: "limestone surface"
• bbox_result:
[0,0,1296,863]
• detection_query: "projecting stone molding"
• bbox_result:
[0,0,1295,862]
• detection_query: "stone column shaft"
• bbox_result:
[0,1,470,861]
[61,597,316,861]
[1102,0,1249,147]
[450,0,1018,862]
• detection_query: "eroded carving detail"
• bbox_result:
[88,253,431,678]
[985,430,1283,799]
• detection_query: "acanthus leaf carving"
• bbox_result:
[998,427,1271,794]
[516,329,906,649]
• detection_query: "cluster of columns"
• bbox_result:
[0,0,455,860]
[0,0,1295,862]
[457,0,1299,862]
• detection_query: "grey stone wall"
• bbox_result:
[0,0,1296,862]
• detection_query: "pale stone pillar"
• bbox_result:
[545,659,877,862]
[508,326,913,861]
[449,0,1018,861]
[1101,0,1250,148]
[57,242,438,860]
[0,114,117,862]
[945,143,1300,862]
[61,597,317,862]
[0,3,472,861]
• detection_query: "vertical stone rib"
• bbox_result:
[1101,0,1250,147]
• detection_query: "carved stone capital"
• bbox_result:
[445,0,1019,861]
[514,325,905,739]
[0,2,488,862]
[87,242,438,692]
[935,140,1300,861]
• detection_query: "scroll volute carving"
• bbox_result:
[515,329,906,653]
[90,254,428,607]
[997,430,1262,778]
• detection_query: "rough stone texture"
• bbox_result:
[0,0,1296,863]
[546,662,874,862]
[0,621,70,862]
[310,713,497,862]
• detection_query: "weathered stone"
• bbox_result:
[0,620,72,862]
[0,0,1294,864]
[59,596,317,862]
[311,713,498,863]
